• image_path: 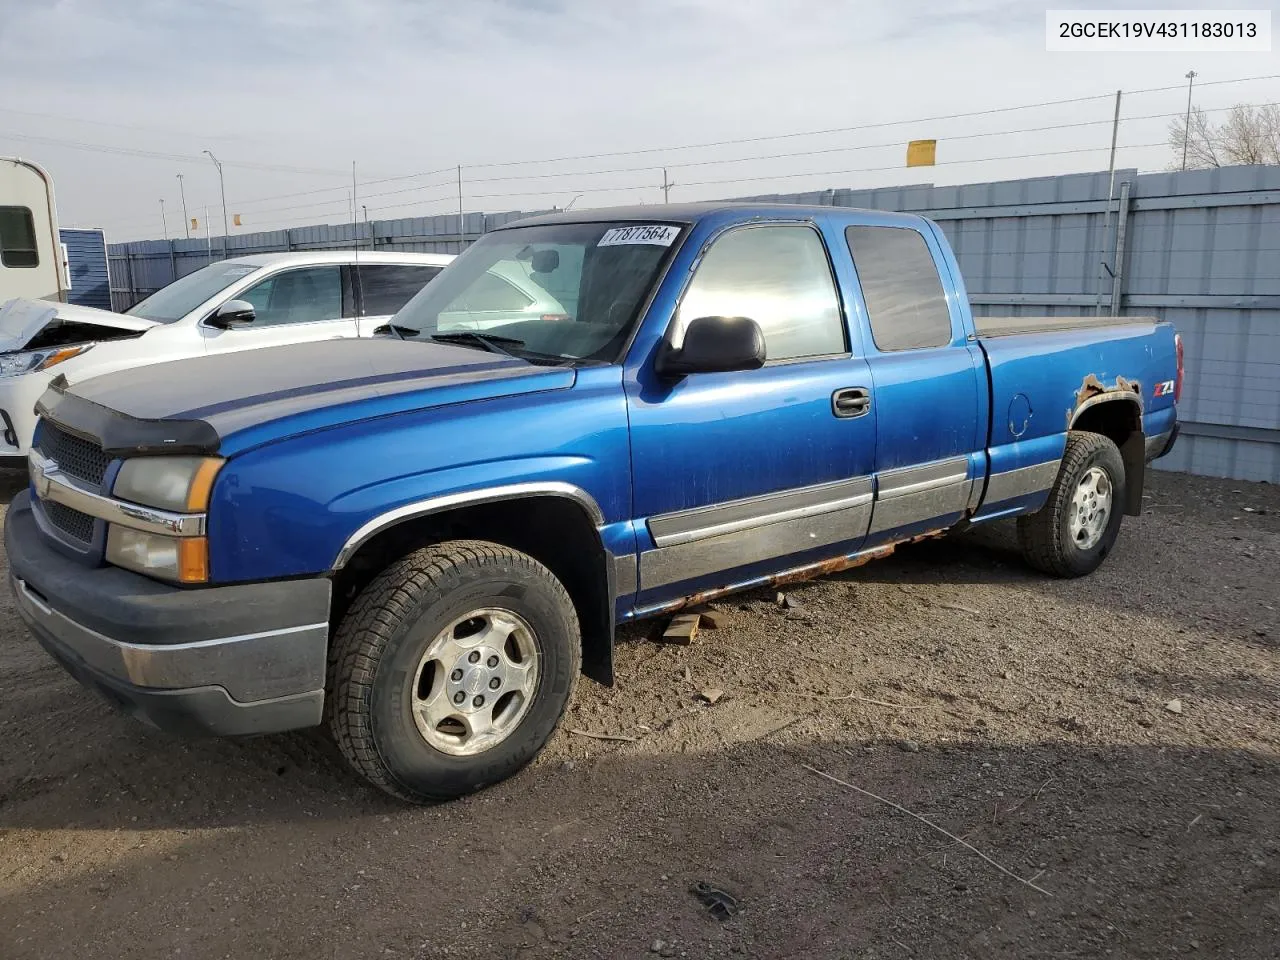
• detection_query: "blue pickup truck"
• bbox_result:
[6,203,1181,801]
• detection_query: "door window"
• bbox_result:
[845,225,952,351]
[673,225,845,361]
[359,264,444,315]
[236,266,343,327]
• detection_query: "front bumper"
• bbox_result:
[6,490,331,736]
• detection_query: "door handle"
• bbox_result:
[832,387,871,418]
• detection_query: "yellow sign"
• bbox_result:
[233,214,242,227]
[906,139,937,167]
[190,218,198,230]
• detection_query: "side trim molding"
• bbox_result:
[982,459,1062,505]
[332,481,606,570]
[876,457,969,500]
[648,476,873,548]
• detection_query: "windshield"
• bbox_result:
[392,222,683,362]
[125,261,262,323]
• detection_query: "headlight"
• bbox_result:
[106,526,209,584]
[108,456,221,584]
[113,456,223,511]
[0,344,93,378]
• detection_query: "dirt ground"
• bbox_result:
[0,468,1276,960]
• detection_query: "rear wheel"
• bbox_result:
[1017,432,1125,578]
[328,540,580,802]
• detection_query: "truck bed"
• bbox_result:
[974,314,1160,338]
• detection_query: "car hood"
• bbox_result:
[0,298,156,353]
[38,338,574,456]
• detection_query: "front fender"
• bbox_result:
[206,368,631,583]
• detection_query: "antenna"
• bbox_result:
[351,160,363,336]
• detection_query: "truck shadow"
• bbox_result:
[0,736,1275,960]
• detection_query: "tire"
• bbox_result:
[328,540,580,802]
[1017,431,1126,578]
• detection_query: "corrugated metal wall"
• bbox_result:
[59,227,112,310]
[108,165,1280,482]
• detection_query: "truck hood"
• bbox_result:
[0,298,156,354]
[37,338,575,456]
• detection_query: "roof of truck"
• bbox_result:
[222,251,455,268]
[505,202,928,229]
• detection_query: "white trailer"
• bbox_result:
[1,158,67,303]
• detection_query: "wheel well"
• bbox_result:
[330,497,614,685]
[1070,398,1145,516]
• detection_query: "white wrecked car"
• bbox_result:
[0,251,452,465]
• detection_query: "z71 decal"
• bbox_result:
[1153,379,1176,397]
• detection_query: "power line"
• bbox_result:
[237,178,455,217]
[127,97,1274,230]
[0,129,353,176]
[232,166,457,208]
[102,73,1280,229]
[458,71,1280,171]
[0,104,255,144]
[102,72,1280,236]
[456,100,1277,187]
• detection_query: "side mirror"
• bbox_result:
[654,316,767,378]
[207,299,256,329]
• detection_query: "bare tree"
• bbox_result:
[1169,104,1280,169]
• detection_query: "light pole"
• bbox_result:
[1181,69,1198,171]
[176,173,190,239]
[202,149,229,258]
[160,198,168,240]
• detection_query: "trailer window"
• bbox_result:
[0,206,39,268]
[845,225,952,352]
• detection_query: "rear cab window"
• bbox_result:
[845,225,952,352]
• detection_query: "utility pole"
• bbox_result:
[176,173,190,239]
[160,198,168,240]
[662,168,673,203]
[203,149,229,258]
[1097,89,1123,316]
[1181,69,1197,171]
[456,165,465,251]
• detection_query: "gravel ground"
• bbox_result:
[0,468,1276,960]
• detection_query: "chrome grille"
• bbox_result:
[36,422,110,487]
[43,500,96,544]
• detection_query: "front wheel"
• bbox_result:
[328,540,580,802]
[1017,431,1126,578]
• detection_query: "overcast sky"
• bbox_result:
[2,0,1277,240]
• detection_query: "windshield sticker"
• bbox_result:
[598,225,681,247]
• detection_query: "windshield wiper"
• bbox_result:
[430,331,525,358]
[373,322,418,338]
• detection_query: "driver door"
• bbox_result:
[626,221,878,608]
[201,264,357,354]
